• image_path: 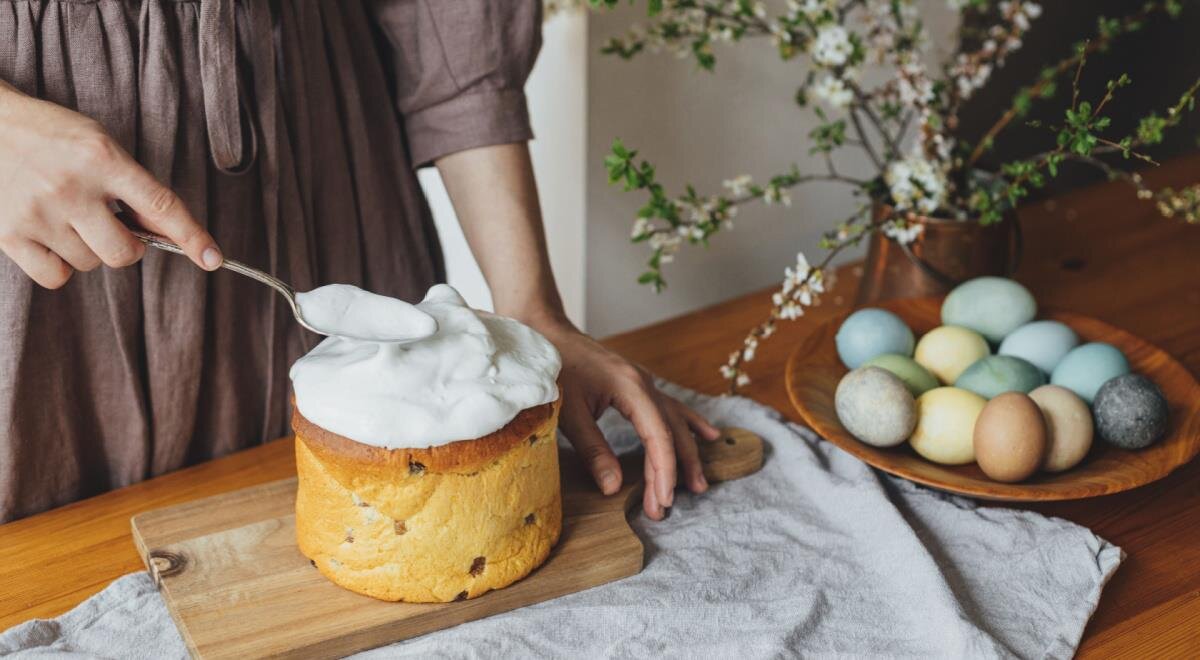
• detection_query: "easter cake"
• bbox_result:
[290,284,563,603]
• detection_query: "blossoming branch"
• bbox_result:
[592,0,1199,391]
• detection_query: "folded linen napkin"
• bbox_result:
[1,383,1121,659]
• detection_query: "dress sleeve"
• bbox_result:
[372,0,543,168]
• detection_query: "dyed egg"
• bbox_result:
[973,392,1047,483]
[1050,342,1131,404]
[914,326,990,384]
[998,320,1079,374]
[909,387,986,465]
[862,354,939,396]
[954,355,1046,400]
[835,308,915,369]
[1029,385,1093,472]
[941,277,1037,343]
[1093,374,1169,450]
[835,367,917,447]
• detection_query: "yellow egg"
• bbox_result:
[910,387,986,465]
[914,326,990,384]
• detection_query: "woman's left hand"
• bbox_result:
[433,142,719,520]
[533,320,721,521]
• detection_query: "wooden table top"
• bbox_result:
[3,154,1199,657]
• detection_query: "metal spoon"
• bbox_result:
[131,229,322,335]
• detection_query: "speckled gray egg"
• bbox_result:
[1093,374,1170,450]
[835,367,917,448]
[941,277,1037,344]
[954,355,1046,400]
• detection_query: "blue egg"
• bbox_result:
[941,277,1037,344]
[1051,342,1131,404]
[836,308,915,369]
[954,355,1046,399]
[998,320,1079,374]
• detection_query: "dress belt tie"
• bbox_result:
[198,0,257,174]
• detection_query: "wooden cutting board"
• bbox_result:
[131,429,764,659]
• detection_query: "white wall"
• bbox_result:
[584,2,958,336]
[422,11,588,326]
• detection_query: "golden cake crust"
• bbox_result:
[293,396,563,603]
[291,398,556,475]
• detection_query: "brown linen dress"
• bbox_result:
[0,0,542,522]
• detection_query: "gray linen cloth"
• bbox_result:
[1,384,1122,659]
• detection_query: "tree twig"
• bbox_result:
[965,2,1165,168]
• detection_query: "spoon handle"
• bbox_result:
[130,229,316,333]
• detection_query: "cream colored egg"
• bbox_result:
[1028,384,1094,472]
[910,387,987,465]
[914,326,990,384]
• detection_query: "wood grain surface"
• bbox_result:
[129,432,763,659]
[2,152,1200,657]
[785,299,1200,501]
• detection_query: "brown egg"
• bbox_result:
[973,392,1047,483]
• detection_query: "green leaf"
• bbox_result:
[611,138,629,158]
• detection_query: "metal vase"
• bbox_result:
[855,204,1022,305]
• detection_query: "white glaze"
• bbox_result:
[295,284,438,343]
[290,284,561,448]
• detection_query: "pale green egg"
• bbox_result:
[862,353,939,396]
[941,277,1037,344]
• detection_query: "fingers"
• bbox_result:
[70,210,146,268]
[610,369,677,510]
[41,225,101,272]
[678,403,722,442]
[662,397,707,494]
[0,237,73,289]
[559,395,623,495]
[104,147,221,271]
[643,451,664,520]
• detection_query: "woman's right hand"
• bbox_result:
[0,82,222,288]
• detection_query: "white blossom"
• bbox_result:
[648,232,682,263]
[768,21,791,46]
[812,75,853,108]
[882,219,925,244]
[885,155,948,214]
[898,60,934,105]
[631,217,652,239]
[763,184,792,207]
[723,174,754,197]
[790,0,835,20]
[812,25,854,67]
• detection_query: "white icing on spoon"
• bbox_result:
[290,284,562,448]
[295,284,438,344]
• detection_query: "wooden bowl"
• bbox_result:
[785,297,1200,501]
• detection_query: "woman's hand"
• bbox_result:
[535,319,722,521]
[0,82,221,288]
[434,142,719,520]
